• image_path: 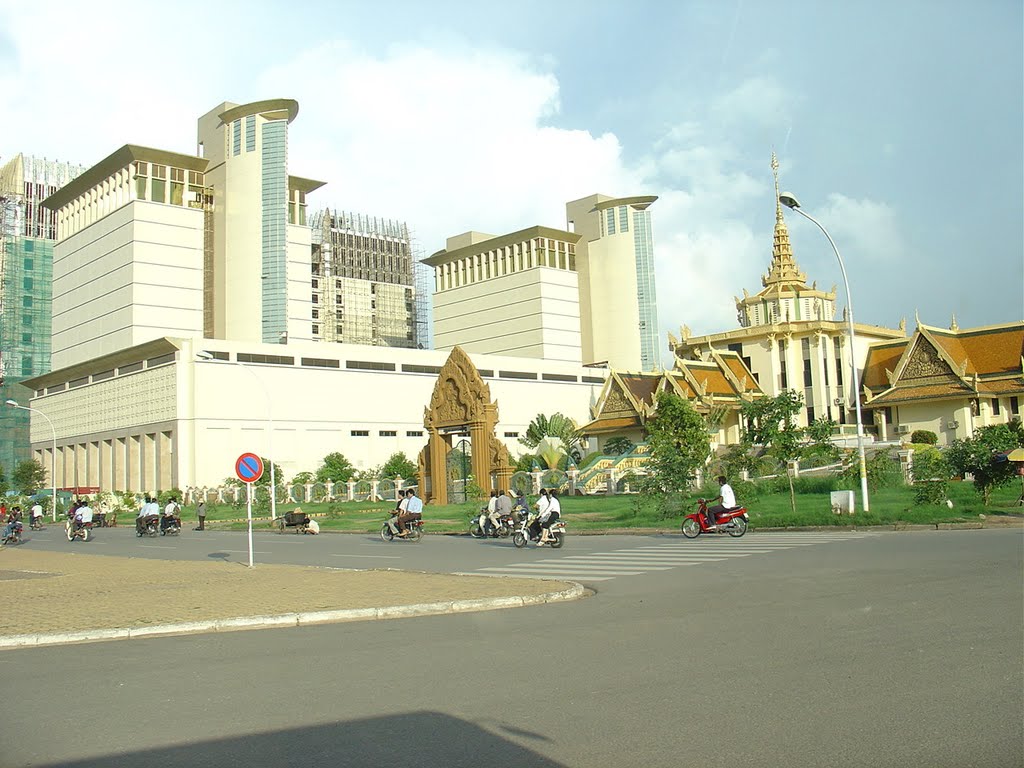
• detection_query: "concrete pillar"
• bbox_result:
[114,438,127,492]
[898,449,914,484]
[159,431,173,490]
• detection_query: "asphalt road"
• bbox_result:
[2,528,1021,768]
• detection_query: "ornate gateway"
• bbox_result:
[418,346,512,505]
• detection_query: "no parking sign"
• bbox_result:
[235,452,264,483]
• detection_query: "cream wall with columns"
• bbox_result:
[24,337,607,492]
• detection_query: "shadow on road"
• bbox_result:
[41,711,567,768]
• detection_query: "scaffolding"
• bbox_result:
[309,209,417,348]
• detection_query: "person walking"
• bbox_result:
[195,500,207,531]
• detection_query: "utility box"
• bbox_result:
[830,490,855,516]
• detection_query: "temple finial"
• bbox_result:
[950,313,959,331]
[771,151,782,224]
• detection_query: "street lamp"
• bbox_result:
[778,192,870,512]
[195,352,278,520]
[6,399,58,521]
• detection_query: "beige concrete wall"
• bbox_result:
[433,267,581,362]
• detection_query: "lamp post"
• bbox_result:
[195,352,277,520]
[778,193,870,512]
[6,399,58,521]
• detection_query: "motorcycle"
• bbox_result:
[30,516,45,531]
[66,518,93,542]
[136,514,160,538]
[1,520,24,546]
[681,499,749,538]
[469,507,522,539]
[160,515,182,536]
[380,512,424,542]
[512,511,566,549]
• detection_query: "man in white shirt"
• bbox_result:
[75,501,94,530]
[137,496,159,535]
[706,476,737,529]
[161,497,180,532]
[484,491,499,537]
[30,502,43,528]
[538,489,561,544]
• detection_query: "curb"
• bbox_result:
[0,583,585,650]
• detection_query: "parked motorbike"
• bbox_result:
[681,499,749,538]
[380,512,424,542]
[160,515,182,536]
[512,511,566,549]
[66,518,93,542]
[136,514,160,538]
[1,520,24,546]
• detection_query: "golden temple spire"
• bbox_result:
[763,152,807,289]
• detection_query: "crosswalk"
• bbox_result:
[472,532,874,582]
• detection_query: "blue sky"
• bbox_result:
[2,0,1021,352]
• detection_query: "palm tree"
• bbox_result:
[519,413,584,457]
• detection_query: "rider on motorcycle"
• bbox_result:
[706,476,737,529]
[74,501,94,531]
[136,496,160,535]
[1,507,23,540]
[161,497,181,532]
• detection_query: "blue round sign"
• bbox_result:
[235,452,264,483]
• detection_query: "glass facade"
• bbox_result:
[0,236,53,475]
[632,208,660,370]
[261,119,289,343]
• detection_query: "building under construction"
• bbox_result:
[0,154,85,477]
[309,209,419,348]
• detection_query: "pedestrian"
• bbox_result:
[195,500,207,531]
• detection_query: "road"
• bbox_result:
[2,528,1021,767]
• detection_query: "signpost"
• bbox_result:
[235,452,264,567]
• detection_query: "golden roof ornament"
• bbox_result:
[763,152,807,290]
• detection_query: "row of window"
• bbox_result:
[435,237,577,292]
[37,352,176,396]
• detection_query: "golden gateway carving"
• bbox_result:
[418,346,512,505]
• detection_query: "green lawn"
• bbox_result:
[172,480,1023,534]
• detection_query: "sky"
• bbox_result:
[2,0,1021,361]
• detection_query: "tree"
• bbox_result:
[741,391,805,513]
[315,452,356,484]
[253,457,284,488]
[12,459,47,494]
[519,413,584,457]
[379,452,418,482]
[603,436,635,457]
[291,471,315,485]
[641,391,710,513]
[945,422,1024,505]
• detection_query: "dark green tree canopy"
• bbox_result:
[12,459,47,494]
[379,452,418,482]
[315,452,356,484]
[642,391,710,498]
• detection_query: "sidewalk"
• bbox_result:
[0,549,582,648]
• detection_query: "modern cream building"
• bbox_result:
[26,97,608,493]
[566,193,661,371]
[670,156,905,431]
[426,226,583,363]
[426,194,662,372]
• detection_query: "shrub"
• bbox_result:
[910,430,938,445]
[837,449,905,491]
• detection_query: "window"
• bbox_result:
[300,357,340,368]
[198,350,229,361]
[619,205,629,232]
[402,364,442,375]
[1011,397,1020,416]
[607,208,616,235]
[92,369,114,382]
[992,398,1001,416]
[311,309,319,319]
[476,369,494,378]
[406,430,423,437]
[118,361,143,374]
[22,296,31,308]
[147,352,175,368]
[379,430,397,437]
[236,353,294,365]
[351,430,369,437]
[245,115,256,152]
[233,120,242,156]
[542,373,577,382]
[504,432,519,438]
[23,258,33,271]
[69,376,89,389]
[499,370,538,380]
[346,360,396,372]
[582,376,605,384]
